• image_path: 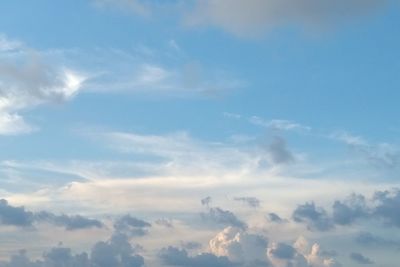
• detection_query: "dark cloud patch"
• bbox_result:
[268,243,296,260]
[0,199,34,227]
[114,215,151,236]
[350,252,374,265]
[201,196,212,207]
[373,189,400,227]
[201,207,247,229]
[267,213,286,223]
[35,211,103,230]
[355,232,400,248]
[292,202,334,231]
[332,194,368,225]
[0,233,144,267]
[0,199,102,231]
[267,136,294,165]
[159,246,235,267]
[234,197,260,208]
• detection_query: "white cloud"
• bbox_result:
[0,35,86,135]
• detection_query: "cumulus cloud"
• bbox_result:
[0,199,103,230]
[292,202,334,231]
[0,233,144,267]
[267,213,287,224]
[349,252,374,265]
[209,227,268,264]
[332,193,368,225]
[0,35,85,135]
[159,246,234,267]
[186,0,387,36]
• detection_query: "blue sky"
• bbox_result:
[0,1,399,266]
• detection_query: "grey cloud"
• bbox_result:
[187,0,387,36]
[234,197,260,208]
[267,136,294,165]
[201,196,212,207]
[373,188,400,227]
[332,194,368,225]
[114,215,151,236]
[292,202,334,231]
[355,232,400,248]
[0,199,103,230]
[0,233,144,267]
[0,199,34,227]
[159,246,235,267]
[201,207,247,229]
[180,241,202,250]
[349,252,374,265]
[267,213,286,223]
[34,212,103,230]
[268,243,296,260]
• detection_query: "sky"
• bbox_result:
[0,0,400,266]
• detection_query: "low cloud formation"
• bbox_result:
[292,202,334,231]
[0,199,103,230]
[267,213,286,224]
[349,252,374,265]
[293,188,400,231]
[0,233,144,267]
[186,0,387,36]
[201,207,247,230]
[209,227,268,264]
[159,246,234,267]
[113,215,151,236]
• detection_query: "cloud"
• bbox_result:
[209,227,268,264]
[349,252,374,265]
[0,199,34,227]
[0,232,144,267]
[186,0,387,37]
[267,213,286,224]
[355,231,400,248]
[332,193,368,225]
[233,197,260,208]
[159,246,235,267]
[292,202,334,231]
[373,188,400,227]
[250,117,310,132]
[0,199,103,230]
[113,215,152,236]
[201,207,247,230]
[34,211,103,231]
[267,136,295,165]
[0,35,85,135]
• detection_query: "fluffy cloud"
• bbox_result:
[0,35,85,135]
[186,0,386,36]
[0,233,144,267]
[209,227,268,264]
[159,246,234,267]
[292,202,334,231]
